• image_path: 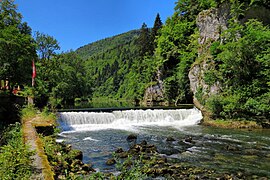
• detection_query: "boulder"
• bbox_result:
[140,140,147,146]
[118,152,128,158]
[166,136,176,142]
[106,158,116,165]
[126,134,137,142]
[115,147,124,153]
[184,136,193,143]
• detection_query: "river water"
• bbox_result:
[57,108,270,178]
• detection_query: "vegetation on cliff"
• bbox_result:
[205,19,270,120]
[1,0,270,126]
[73,0,270,124]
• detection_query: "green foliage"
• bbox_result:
[41,135,89,179]
[174,0,217,20]
[195,87,206,106]
[0,0,36,88]
[0,123,34,180]
[163,76,179,101]
[33,32,92,108]
[137,22,151,56]
[88,172,106,180]
[20,105,38,119]
[209,41,221,58]
[149,13,163,53]
[244,92,270,116]
[204,69,218,86]
[155,9,200,103]
[205,19,270,119]
[115,155,148,180]
[34,31,60,61]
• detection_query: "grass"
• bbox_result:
[21,106,56,127]
[0,123,34,180]
[203,118,262,129]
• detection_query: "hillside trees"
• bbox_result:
[50,52,92,106]
[155,0,215,104]
[79,18,163,101]
[150,13,163,53]
[84,34,140,99]
[33,33,92,107]
[137,23,151,57]
[74,0,269,120]
[206,19,270,119]
[0,0,36,90]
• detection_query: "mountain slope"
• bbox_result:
[76,30,140,60]
[75,29,154,99]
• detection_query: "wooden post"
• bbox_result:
[28,96,34,105]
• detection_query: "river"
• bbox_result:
[57,108,270,178]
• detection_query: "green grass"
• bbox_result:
[203,118,261,129]
[0,123,34,180]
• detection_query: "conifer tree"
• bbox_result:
[137,22,151,57]
[150,13,163,54]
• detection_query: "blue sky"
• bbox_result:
[15,0,176,52]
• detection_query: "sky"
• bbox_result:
[15,0,177,52]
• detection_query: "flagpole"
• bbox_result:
[32,60,36,87]
[29,60,36,105]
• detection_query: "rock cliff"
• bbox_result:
[189,4,231,109]
[189,3,270,110]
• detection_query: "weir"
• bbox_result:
[58,108,202,131]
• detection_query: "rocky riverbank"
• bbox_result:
[40,135,96,179]
[102,134,256,179]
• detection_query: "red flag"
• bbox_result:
[32,60,36,78]
[32,60,36,87]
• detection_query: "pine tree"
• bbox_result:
[137,22,151,57]
[150,13,163,54]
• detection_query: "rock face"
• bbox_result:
[143,69,165,105]
[197,5,230,46]
[144,84,164,104]
[189,4,230,108]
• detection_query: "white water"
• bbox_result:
[58,108,202,132]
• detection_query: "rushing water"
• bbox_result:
[57,108,270,177]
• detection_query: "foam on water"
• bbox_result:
[58,108,202,132]
[83,137,100,142]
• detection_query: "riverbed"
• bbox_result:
[57,109,270,178]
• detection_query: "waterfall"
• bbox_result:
[58,108,202,132]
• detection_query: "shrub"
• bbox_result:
[0,123,34,180]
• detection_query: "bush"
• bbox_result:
[206,93,243,119]
[206,95,224,118]
[20,105,38,120]
[0,123,34,180]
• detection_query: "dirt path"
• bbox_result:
[23,116,54,180]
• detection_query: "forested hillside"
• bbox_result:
[74,0,270,122]
[76,30,140,60]
[1,0,269,122]
[75,15,163,101]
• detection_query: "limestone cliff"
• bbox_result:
[188,3,270,110]
[143,69,165,106]
[189,4,231,110]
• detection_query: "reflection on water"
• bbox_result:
[58,125,270,177]
[73,98,135,109]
